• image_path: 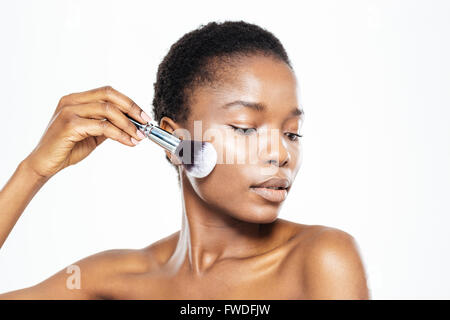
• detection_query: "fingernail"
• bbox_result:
[136,129,145,139]
[131,138,139,145]
[141,111,152,123]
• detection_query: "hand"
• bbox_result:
[24,86,152,179]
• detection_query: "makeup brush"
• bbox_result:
[126,114,217,178]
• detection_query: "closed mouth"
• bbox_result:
[249,186,288,202]
[252,186,287,190]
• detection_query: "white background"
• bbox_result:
[1,0,449,299]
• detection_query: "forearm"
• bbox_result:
[0,159,49,248]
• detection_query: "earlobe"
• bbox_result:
[166,150,182,166]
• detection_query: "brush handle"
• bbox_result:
[125,114,181,154]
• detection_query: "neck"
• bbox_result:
[167,171,276,276]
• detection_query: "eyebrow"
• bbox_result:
[221,100,304,117]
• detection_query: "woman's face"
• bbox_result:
[177,54,304,223]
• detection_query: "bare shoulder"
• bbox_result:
[81,231,181,285]
[283,221,370,299]
[0,247,155,300]
[141,230,180,265]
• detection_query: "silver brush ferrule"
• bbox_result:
[141,122,180,154]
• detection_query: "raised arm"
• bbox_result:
[0,86,152,298]
[0,160,48,248]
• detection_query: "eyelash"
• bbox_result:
[229,125,303,141]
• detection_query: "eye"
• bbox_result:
[229,125,257,135]
[285,132,303,142]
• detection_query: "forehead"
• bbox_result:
[187,55,300,120]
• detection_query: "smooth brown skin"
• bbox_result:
[0,55,370,299]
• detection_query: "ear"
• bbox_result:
[159,116,183,166]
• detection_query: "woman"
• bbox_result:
[0,21,370,299]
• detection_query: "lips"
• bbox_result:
[250,187,288,202]
[250,177,291,202]
[251,177,290,189]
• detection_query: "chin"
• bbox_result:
[233,210,279,224]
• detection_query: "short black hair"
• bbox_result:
[151,20,292,181]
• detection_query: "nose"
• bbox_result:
[259,129,290,167]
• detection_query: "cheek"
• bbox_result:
[212,131,254,166]
[187,162,247,205]
[186,136,253,203]
[291,141,303,174]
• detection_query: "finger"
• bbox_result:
[70,118,138,147]
[62,86,152,125]
[65,103,146,141]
